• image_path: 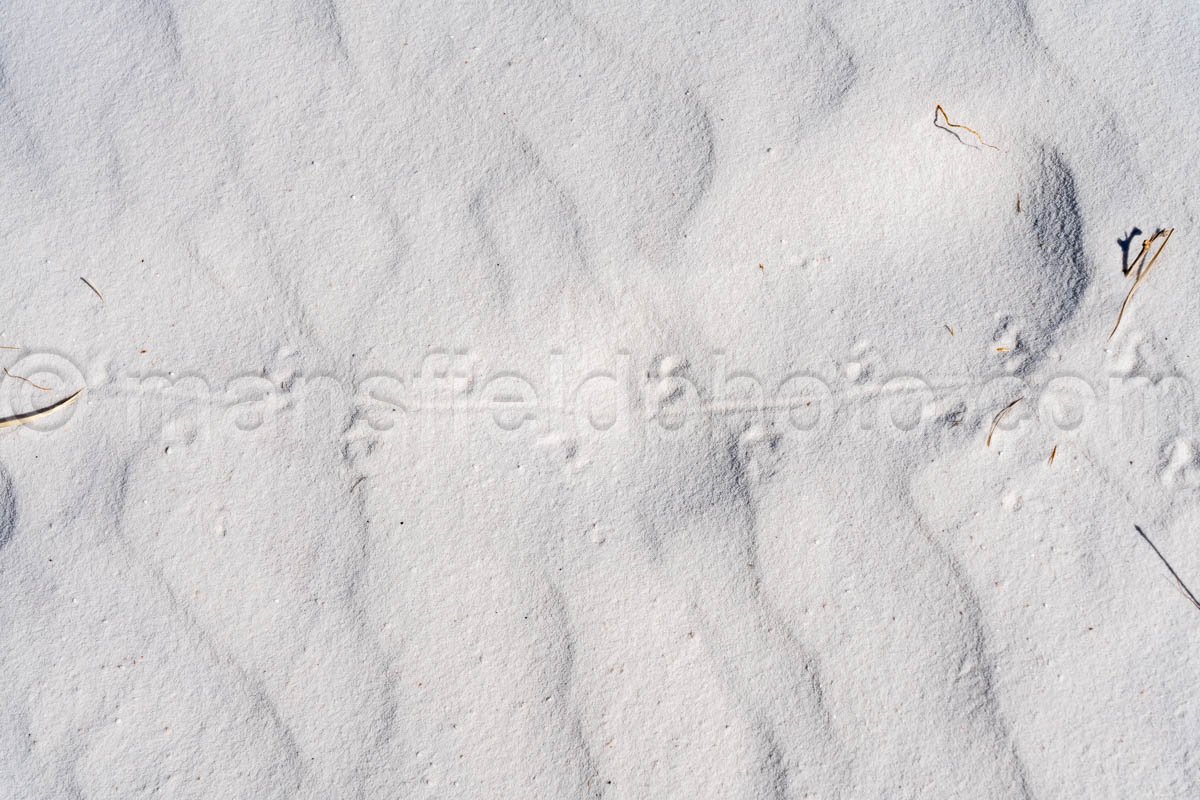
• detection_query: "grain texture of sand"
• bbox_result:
[1,2,1199,798]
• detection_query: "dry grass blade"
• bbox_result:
[1048,444,1058,465]
[80,277,105,303]
[3,367,50,391]
[986,397,1022,448]
[1136,525,1200,612]
[1109,228,1174,340]
[934,105,1000,151]
[0,389,83,430]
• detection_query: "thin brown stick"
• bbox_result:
[1136,525,1200,612]
[934,105,1000,151]
[3,368,50,391]
[1125,236,1154,278]
[0,389,82,430]
[0,346,19,351]
[80,277,105,303]
[1109,228,1173,340]
[986,397,1022,448]
[1048,444,1058,465]
[944,324,955,336]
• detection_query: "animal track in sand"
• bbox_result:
[1161,437,1200,489]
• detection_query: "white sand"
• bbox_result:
[1,2,1198,797]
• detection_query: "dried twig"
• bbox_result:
[986,397,1022,448]
[1109,228,1173,340]
[934,105,1000,151]
[1136,524,1200,612]
[0,389,82,430]
[1126,236,1154,278]
[3,367,50,391]
[1048,444,1058,465]
[80,277,105,303]
[944,324,955,336]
